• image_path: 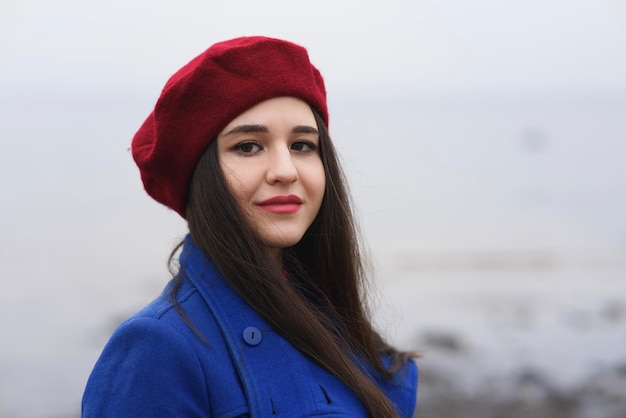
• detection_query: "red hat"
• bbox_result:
[131,36,328,218]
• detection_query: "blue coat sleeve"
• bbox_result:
[82,316,210,417]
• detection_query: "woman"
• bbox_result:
[82,36,418,417]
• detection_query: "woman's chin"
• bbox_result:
[263,235,306,251]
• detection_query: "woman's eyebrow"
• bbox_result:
[222,124,269,135]
[292,126,319,134]
[223,124,319,136]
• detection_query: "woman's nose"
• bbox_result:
[266,147,298,184]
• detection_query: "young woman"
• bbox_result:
[82,36,418,417]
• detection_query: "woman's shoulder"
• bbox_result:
[86,280,212,379]
[82,279,249,417]
[102,278,227,361]
[82,288,212,416]
[131,279,200,324]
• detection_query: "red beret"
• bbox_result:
[131,36,328,218]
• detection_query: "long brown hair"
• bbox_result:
[171,107,413,417]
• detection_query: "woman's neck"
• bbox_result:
[268,247,283,268]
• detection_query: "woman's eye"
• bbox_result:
[234,142,262,155]
[291,141,317,152]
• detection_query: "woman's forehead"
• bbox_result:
[219,97,316,135]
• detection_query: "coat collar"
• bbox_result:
[180,235,275,416]
[177,235,377,417]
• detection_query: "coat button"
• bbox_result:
[243,326,262,346]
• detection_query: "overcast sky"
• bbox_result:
[1,0,626,249]
[2,0,626,94]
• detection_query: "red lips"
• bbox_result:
[256,195,302,213]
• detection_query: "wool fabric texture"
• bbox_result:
[131,36,328,218]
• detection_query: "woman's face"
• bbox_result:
[217,97,326,255]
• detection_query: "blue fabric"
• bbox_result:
[82,235,418,417]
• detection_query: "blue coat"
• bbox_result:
[82,235,418,417]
